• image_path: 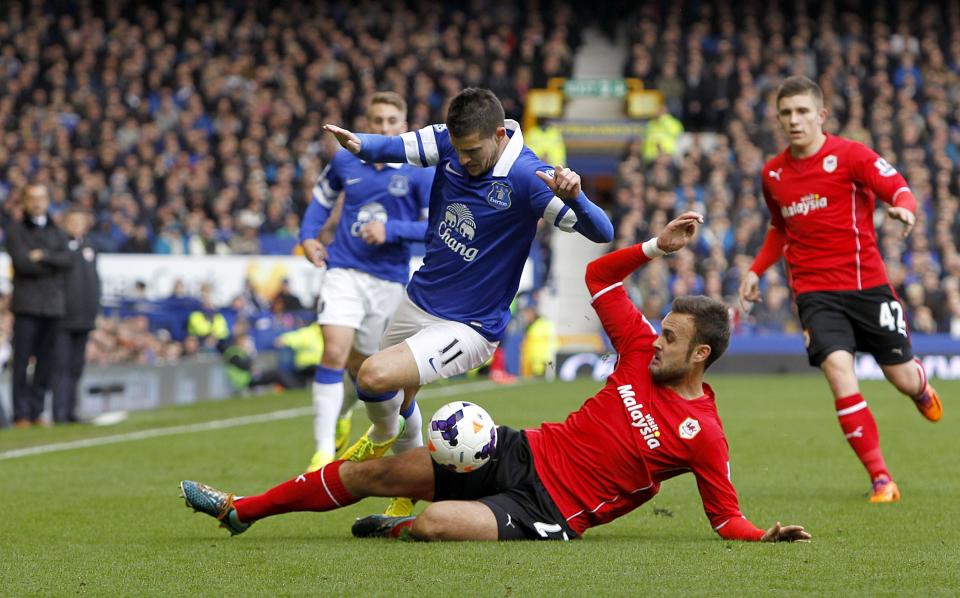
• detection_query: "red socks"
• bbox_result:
[835,394,890,481]
[234,460,358,523]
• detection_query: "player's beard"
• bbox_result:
[649,344,695,385]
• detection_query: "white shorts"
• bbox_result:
[382,294,499,386]
[317,268,405,355]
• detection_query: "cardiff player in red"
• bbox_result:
[739,76,942,503]
[180,212,810,544]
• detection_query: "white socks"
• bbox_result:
[363,391,404,443]
[393,400,423,453]
[312,380,343,454]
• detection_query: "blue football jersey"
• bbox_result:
[386,120,598,340]
[305,150,432,284]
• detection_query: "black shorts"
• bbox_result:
[796,284,914,367]
[432,426,577,541]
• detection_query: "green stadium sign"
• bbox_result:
[563,79,629,98]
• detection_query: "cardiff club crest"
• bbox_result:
[678,417,701,440]
[487,181,512,210]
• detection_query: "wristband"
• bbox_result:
[642,237,667,258]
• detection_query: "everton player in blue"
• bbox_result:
[300,92,433,482]
[324,88,613,516]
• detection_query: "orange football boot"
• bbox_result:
[868,476,901,503]
[913,384,942,422]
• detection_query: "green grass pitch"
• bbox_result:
[1,374,958,596]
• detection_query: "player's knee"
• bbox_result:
[410,506,450,541]
[321,344,350,369]
[356,359,391,395]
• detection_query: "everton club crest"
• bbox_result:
[487,181,512,210]
[387,175,409,197]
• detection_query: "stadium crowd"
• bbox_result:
[0,0,578,257]
[0,0,959,381]
[612,0,960,336]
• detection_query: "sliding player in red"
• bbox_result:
[740,76,941,503]
[181,212,810,543]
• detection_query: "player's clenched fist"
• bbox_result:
[536,164,582,201]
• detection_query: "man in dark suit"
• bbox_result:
[6,184,72,427]
[53,208,101,423]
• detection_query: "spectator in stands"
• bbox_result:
[272,278,304,313]
[749,283,796,334]
[274,321,324,388]
[518,294,558,381]
[0,0,578,260]
[6,185,72,428]
[642,105,684,162]
[222,329,298,395]
[187,294,229,351]
[53,208,101,423]
[526,117,567,168]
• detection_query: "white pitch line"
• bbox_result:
[0,379,518,461]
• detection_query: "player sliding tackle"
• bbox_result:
[181,212,811,543]
[312,88,613,517]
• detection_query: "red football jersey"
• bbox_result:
[761,134,912,295]
[526,247,753,537]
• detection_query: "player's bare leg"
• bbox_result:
[409,501,499,541]
[820,350,860,397]
[340,448,436,499]
[880,359,942,422]
[308,325,357,472]
[820,350,899,502]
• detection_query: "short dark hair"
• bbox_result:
[776,75,823,108]
[446,88,504,138]
[670,296,731,370]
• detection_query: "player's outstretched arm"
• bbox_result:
[586,211,702,295]
[324,124,410,164]
[714,517,811,542]
[536,165,614,243]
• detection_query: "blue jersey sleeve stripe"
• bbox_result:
[557,205,578,231]
[554,204,570,228]
[543,196,565,224]
[418,126,440,165]
[414,130,428,165]
[399,132,423,167]
[312,167,338,208]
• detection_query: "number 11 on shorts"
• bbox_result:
[879,301,907,337]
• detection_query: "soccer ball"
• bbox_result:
[427,401,497,473]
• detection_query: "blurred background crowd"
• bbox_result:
[612,0,960,335]
[0,0,958,383]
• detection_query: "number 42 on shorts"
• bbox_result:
[878,301,907,337]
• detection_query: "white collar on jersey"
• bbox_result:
[359,159,403,169]
[491,119,523,178]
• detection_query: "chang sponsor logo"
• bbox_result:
[438,203,479,262]
[617,384,661,449]
[781,193,828,218]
